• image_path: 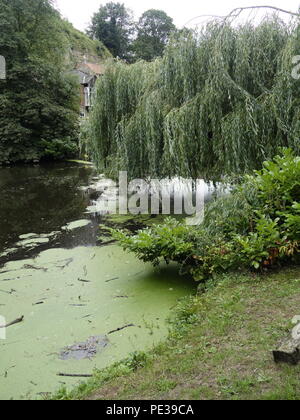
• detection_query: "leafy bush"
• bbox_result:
[113,218,194,266]
[112,150,300,281]
[283,203,300,240]
[254,149,300,216]
[40,138,78,160]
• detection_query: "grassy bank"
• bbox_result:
[53,266,300,400]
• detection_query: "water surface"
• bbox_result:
[0,163,194,400]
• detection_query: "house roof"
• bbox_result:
[68,60,105,86]
[77,62,105,76]
[69,69,97,85]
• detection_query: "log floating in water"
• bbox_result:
[105,277,119,283]
[78,278,91,283]
[108,324,135,335]
[0,316,24,329]
[57,373,93,378]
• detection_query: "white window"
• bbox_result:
[84,86,91,107]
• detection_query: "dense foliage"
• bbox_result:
[88,2,176,62]
[86,16,300,180]
[88,2,134,60]
[0,0,80,164]
[113,150,300,280]
[132,10,176,61]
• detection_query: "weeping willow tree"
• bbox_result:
[86,12,300,180]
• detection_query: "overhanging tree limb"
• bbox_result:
[227,5,300,19]
[184,5,300,26]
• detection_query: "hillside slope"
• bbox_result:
[61,20,111,68]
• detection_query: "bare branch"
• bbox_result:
[184,5,300,27]
[184,14,225,26]
[228,6,300,18]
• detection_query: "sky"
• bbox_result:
[54,0,300,32]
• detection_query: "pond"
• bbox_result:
[0,163,195,400]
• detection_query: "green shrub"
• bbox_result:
[40,138,78,160]
[112,150,300,281]
[254,148,300,216]
[112,218,195,266]
[283,202,300,240]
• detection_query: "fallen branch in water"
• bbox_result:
[0,316,24,329]
[105,277,119,283]
[108,324,135,335]
[57,373,93,378]
[77,278,91,283]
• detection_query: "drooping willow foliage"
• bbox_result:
[86,15,300,180]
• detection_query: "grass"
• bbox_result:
[52,266,300,400]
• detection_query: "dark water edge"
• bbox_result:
[0,162,218,268]
[0,162,101,264]
[0,162,165,267]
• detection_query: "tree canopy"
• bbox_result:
[132,9,176,61]
[0,0,80,164]
[88,3,176,62]
[88,2,134,60]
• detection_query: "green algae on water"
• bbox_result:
[0,244,194,400]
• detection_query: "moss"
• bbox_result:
[0,245,193,400]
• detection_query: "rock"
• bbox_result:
[273,338,300,365]
[292,315,300,325]
[273,323,300,365]
[59,335,109,360]
[292,323,300,340]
